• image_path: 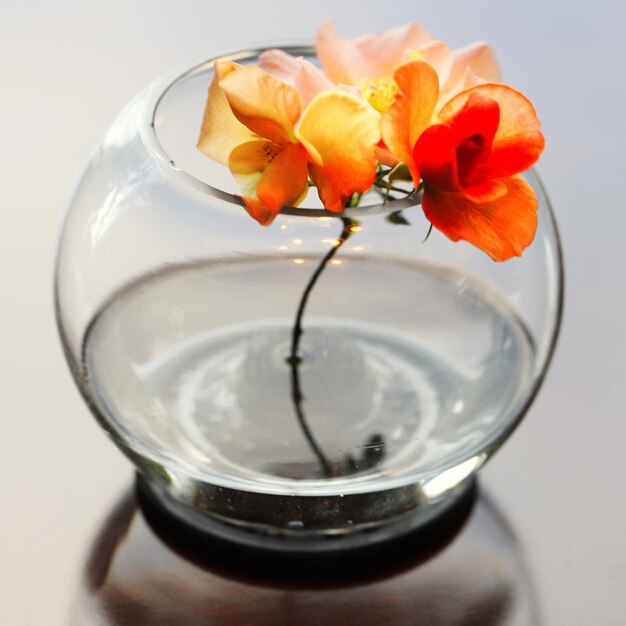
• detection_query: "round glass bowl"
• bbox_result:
[55,47,563,545]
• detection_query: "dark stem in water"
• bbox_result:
[287,216,358,477]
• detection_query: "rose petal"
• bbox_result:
[462,180,508,203]
[316,20,433,84]
[228,139,273,197]
[231,142,309,225]
[258,48,301,84]
[294,59,335,107]
[446,91,501,185]
[439,84,544,181]
[413,123,460,192]
[257,143,309,210]
[422,174,538,261]
[435,68,488,117]
[197,61,259,164]
[441,41,501,101]
[405,41,453,88]
[240,198,278,227]
[375,144,400,167]
[220,64,302,145]
[381,61,439,185]
[297,91,380,212]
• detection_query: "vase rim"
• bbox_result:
[140,44,424,218]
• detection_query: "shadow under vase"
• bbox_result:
[71,478,541,626]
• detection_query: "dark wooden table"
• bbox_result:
[70,482,540,626]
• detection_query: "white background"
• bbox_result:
[1,1,625,623]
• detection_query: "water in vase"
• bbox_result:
[83,257,535,494]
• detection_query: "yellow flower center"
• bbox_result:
[407,50,427,62]
[359,77,398,113]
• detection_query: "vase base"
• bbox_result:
[136,473,477,561]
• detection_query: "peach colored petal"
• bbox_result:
[316,20,433,84]
[294,59,335,107]
[375,144,400,167]
[380,61,439,185]
[337,83,368,102]
[405,41,453,88]
[454,67,487,94]
[228,139,273,197]
[441,42,501,101]
[231,142,309,225]
[258,52,359,109]
[220,64,302,145]
[297,92,380,212]
[256,143,310,212]
[439,84,544,181]
[258,48,301,84]
[422,174,538,261]
[240,198,278,227]
[197,61,259,164]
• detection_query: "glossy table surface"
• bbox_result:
[71,481,540,626]
[2,1,626,624]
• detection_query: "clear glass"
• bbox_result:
[55,47,563,539]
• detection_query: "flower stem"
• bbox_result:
[287,217,358,477]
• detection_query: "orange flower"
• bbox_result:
[198,24,545,261]
[259,22,502,173]
[317,21,502,107]
[197,61,380,224]
[316,19,450,110]
[379,61,441,184]
[379,60,544,260]
[260,22,500,115]
[416,85,544,260]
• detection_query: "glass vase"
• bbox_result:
[55,46,563,550]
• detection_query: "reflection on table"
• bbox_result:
[70,483,541,625]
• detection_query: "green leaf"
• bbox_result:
[347,192,362,208]
[388,163,412,183]
[387,211,411,226]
